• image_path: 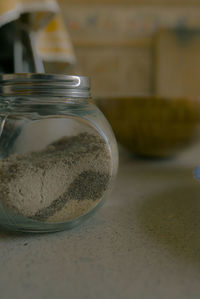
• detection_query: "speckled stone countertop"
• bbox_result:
[1,144,200,299]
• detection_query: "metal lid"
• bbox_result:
[0,73,91,98]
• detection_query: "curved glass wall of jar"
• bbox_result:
[0,76,118,232]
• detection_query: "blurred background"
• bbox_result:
[57,0,200,98]
[58,0,200,158]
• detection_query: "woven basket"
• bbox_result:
[97,97,200,158]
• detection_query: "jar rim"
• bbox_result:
[0,73,91,98]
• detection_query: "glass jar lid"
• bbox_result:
[0,73,91,98]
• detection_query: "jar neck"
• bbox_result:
[0,96,93,114]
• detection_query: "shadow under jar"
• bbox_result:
[0,74,118,233]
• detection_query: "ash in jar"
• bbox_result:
[0,132,112,223]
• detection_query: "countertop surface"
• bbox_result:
[1,144,200,299]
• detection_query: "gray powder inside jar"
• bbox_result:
[0,132,112,223]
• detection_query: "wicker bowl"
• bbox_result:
[97,97,200,158]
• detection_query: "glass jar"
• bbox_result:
[0,74,118,233]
